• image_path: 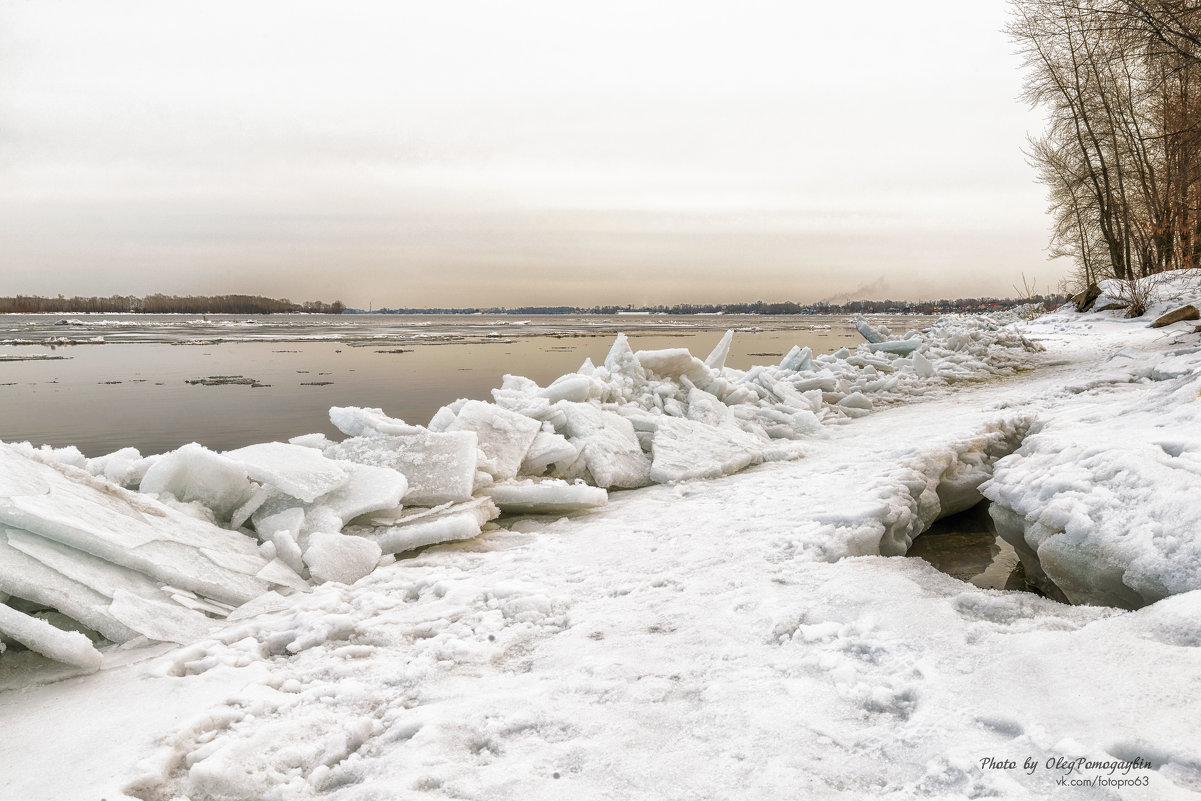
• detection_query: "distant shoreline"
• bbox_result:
[0,294,344,316]
[2,293,1068,317]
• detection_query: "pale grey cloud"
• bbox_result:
[0,0,1060,307]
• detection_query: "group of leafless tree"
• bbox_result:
[1012,0,1201,294]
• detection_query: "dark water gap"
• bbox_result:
[905,500,1034,592]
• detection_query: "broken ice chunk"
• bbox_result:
[268,528,305,576]
[224,442,350,504]
[911,350,937,378]
[855,317,886,343]
[635,348,713,386]
[252,506,305,543]
[704,330,734,371]
[288,433,338,450]
[538,373,597,404]
[298,505,343,537]
[302,532,382,585]
[604,333,646,380]
[837,392,873,411]
[355,498,499,554]
[329,406,421,438]
[685,387,736,428]
[778,345,813,372]
[427,398,470,432]
[0,602,102,670]
[520,430,580,476]
[86,447,149,488]
[649,417,768,483]
[140,443,256,521]
[326,430,478,506]
[483,479,608,515]
[254,558,309,593]
[555,401,651,489]
[446,400,541,482]
[311,462,407,523]
[229,484,273,530]
[868,340,921,356]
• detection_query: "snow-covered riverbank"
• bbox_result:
[2,272,1200,800]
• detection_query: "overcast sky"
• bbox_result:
[1,1,1058,308]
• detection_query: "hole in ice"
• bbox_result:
[905,501,1036,593]
[1156,441,1188,458]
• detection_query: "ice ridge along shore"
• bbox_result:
[0,305,1043,667]
[1,271,1201,799]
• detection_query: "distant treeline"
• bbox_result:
[0,294,345,315]
[353,295,1068,316]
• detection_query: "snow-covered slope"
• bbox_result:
[984,271,1201,608]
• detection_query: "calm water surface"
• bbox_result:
[906,502,1028,591]
[0,312,936,456]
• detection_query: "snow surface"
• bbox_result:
[3,272,1201,799]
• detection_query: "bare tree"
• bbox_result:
[1012,0,1201,302]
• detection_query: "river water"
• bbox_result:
[0,312,937,456]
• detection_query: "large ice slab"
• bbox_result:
[483,479,608,515]
[0,444,272,607]
[635,348,713,385]
[0,529,139,643]
[649,417,769,483]
[223,443,349,504]
[704,330,734,370]
[520,430,579,476]
[351,498,500,554]
[326,430,478,506]
[310,462,407,524]
[140,443,255,521]
[446,400,541,482]
[554,401,651,489]
[329,406,422,438]
[302,532,382,585]
[985,414,1201,608]
[0,602,102,670]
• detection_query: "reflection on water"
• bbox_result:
[0,314,937,456]
[906,502,1029,591]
